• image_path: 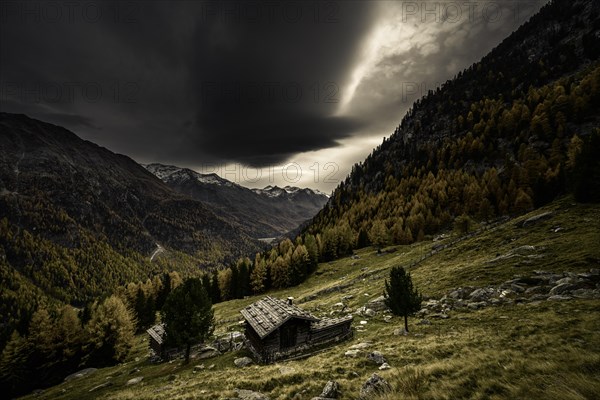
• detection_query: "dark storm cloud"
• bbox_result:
[0,0,375,166]
[188,1,374,166]
[0,0,549,177]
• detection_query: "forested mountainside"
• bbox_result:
[0,113,262,349]
[144,163,328,238]
[172,0,600,307]
[305,0,600,254]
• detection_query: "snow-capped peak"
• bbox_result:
[144,163,233,187]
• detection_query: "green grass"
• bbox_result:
[23,197,600,400]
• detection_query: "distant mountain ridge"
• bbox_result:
[0,113,263,347]
[144,163,329,238]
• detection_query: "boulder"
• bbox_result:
[467,301,487,310]
[320,380,340,398]
[126,377,144,385]
[234,357,254,367]
[364,308,376,317]
[469,288,492,301]
[344,349,362,358]
[393,328,407,336]
[449,287,472,300]
[367,351,386,365]
[359,373,391,399]
[197,346,221,359]
[378,363,391,370]
[367,296,389,312]
[549,283,578,295]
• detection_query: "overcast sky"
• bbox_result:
[0,0,549,192]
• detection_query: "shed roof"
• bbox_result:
[147,323,166,345]
[240,296,319,339]
[311,315,353,332]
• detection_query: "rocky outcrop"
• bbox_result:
[419,269,600,317]
[359,373,391,399]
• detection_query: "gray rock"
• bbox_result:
[529,294,549,301]
[467,301,487,310]
[547,295,572,301]
[393,328,407,336]
[417,319,431,325]
[345,349,362,357]
[126,376,144,385]
[511,245,537,254]
[234,357,254,367]
[511,277,544,286]
[367,351,386,365]
[549,283,578,295]
[89,382,112,392]
[556,277,578,285]
[64,368,98,382]
[429,313,450,319]
[367,296,389,312]
[469,288,491,302]
[571,289,600,299]
[449,287,473,300]
[359,373,391,399]
[364,308,376,317]
[379,362,391,370]
[510,284,525,293]
[525,286,546,295]
[349,342,372,350]
[320,380,340,398]
[197,346,221,359]
[520,212,553,227]
[236,389,270,400]
[279,366,295,374]
[193,364,205,372]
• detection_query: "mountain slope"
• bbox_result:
[0,113,261,345]
[306,0,600,249]
[20,198,600,400]
[144,163,329,238]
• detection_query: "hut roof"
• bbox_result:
[240,296,319,339]
[310,315,353,332]
[147,323,166,345]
